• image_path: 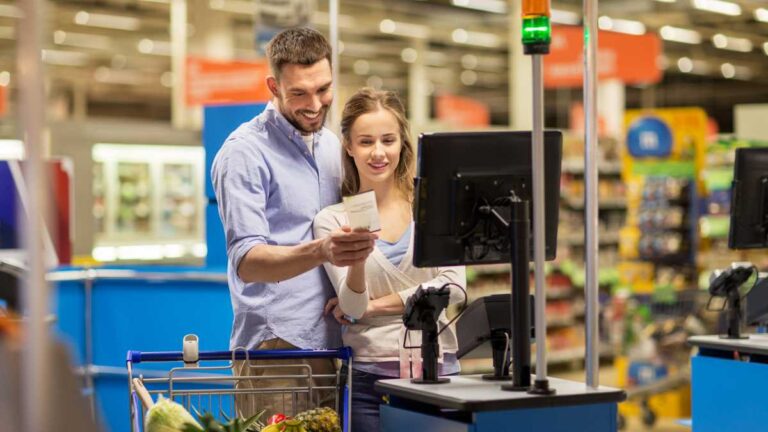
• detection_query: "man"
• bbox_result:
[211,27,376,417]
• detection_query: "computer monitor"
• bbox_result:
[729,147,768,249]
[455,294,535,380]
[746,277,768,326]
[413,130,563,267]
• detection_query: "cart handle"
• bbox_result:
[127,347,352,364]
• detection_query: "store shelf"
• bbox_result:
[561,160,623,175]
[562,197,627,210]
[558,231,621,246]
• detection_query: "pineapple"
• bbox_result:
[294,407,342,432]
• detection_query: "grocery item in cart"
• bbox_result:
[145,395,200,432]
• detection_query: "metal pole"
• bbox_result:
[530,54,550,384]
[18,0,51,429]
[583,0,600,388]
[329,0,340,132]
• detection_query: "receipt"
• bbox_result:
[343,190,381,232]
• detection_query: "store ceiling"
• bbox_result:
[0,0,767,128]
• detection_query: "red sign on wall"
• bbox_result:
[545,26,662,88]
[186,57,272,106]
[436,94,490,128]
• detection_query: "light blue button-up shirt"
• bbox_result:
[211,102,343,351]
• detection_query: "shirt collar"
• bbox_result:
[264,101,326,142]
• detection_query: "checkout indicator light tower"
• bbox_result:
[506,0,556,396]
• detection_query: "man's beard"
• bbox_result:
[280,101,328,134]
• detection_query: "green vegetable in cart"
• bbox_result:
[145,396,201,432]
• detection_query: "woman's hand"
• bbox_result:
[324,297,353,325]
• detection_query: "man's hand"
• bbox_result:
[324,297,353,325]
[321,226,377,267]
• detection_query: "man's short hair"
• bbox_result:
[266,27,332,79]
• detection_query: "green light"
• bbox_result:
[522,15,551,45]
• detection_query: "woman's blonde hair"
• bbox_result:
[340,88,415,201]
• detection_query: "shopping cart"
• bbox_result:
[127,347,352,432]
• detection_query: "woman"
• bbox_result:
[313,88,466,430]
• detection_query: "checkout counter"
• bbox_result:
[377,376,624,431]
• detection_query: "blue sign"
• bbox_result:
[627,116,673,158]
[0,161,19,249]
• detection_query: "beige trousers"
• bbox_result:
[234,338,337,419]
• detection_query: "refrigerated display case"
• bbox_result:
[91,143,205,262]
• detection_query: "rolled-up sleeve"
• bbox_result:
[313,209,370,319]
[211,138,271,279]
[397,266,467,306]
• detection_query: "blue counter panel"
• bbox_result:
[381,402,618,432]
[692,354,768,431]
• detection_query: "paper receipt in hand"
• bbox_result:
[343,190,381,232]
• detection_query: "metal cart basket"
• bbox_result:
[127,347,352,432]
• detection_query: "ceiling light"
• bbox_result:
[551,9,580,25]
[353,59,370,75]
[598,16,613,31]
[0,4,22,18]
[138,39,154,54]
[54,30,111,50]
[452,29,500,48]
[54,30,66,45]
[137,39,171,56]
[677,57,693,73]
[756,8,768,23]
[461,54,478,69]
[611,19,646,35]
[378,19,428,39]
[711,33,752,52]
[721,63,735,79]
[692,0,741,16]
[401,48,418,63]
[451,0,506,14]
[452,29,468,43]
[41,49,89,66]
[74,11,141,31]
[0,71,10,86]
[461,70,478,86]
[366,75,383,89]
[659,26,702,44]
